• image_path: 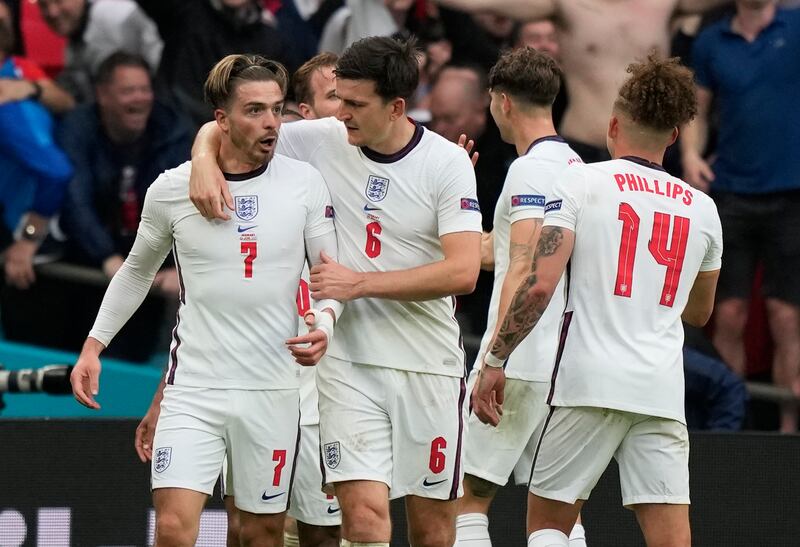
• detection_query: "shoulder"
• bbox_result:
[272,154,323,179]
[154,160,191,193]
[284,116,343,138]
[694,17,728,50]
[419,127,473,170]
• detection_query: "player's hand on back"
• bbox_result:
[309,252,364,301]
[472,365,506,427]
[189,150,233,221]
[70,340,104,410]
[135,399,161,462]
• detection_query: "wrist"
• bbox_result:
[82,337,106,357]
[28,80,42,101]
[354,272,370,298]
[483,352,506,369]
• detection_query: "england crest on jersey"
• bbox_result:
[324,441,341,469]
[235,195,259,221]
[365,175,389,202]
[154,447,172,473]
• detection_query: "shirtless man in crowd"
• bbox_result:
[435,0,729,161]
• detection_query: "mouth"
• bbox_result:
[259,136,277,148]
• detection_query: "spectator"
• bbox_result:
[37,0,162,103]
[684,346,748,431]
[2,51,190,362]
[0,0,73,289]
[135,0,299,128]
[682,0,800,432]
[511,18,567,128]
[434,0,731,162]
[428,64,516,335]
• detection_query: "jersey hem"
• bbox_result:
[549,399,686,425]
[325,354,465,378]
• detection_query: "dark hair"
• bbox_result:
[615,53,697,131]
[204,54,289,110]
[95,51,151,86]
[293,51,338,105]
[488,47,561,107]
[335,36,420,101]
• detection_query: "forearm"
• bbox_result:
[192,122,222,160]
[488,260,532,354]
[39,80,75,113]
[357,258,478,301]
[681,115,709,159]
[306,230,343,320]
[435,0,555,19]
[488,271,550,360]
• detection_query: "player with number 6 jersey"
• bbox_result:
[472,55,722,547]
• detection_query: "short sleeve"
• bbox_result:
[691,28,716,90]
[436,149,483,236]
[505,159,547,224]
[11,57,47,81]
[277,118,335,162]
[700,200,723,272]
[304,166,336,239]
[543,164,588,231]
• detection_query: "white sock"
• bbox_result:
[568,523,587,547]
[340,541,390,547]
[284,530,300,547]
[528,529,569,547]
[455,513,491,546]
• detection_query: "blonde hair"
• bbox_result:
[204,54,289,110]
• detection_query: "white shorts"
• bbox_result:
[464,375,550,486]
[317,357,467,500]
[287,423,342,526]
[152,384,300,514]
[529,406,690,507]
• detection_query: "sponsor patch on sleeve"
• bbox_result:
[544,199,562,213]
[325,205,335,218]
[511,194,545,208]
[460,198,481,212]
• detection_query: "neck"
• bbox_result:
[511,113,558,156]
[218,138,264,174]
[367,117,416,155]
[612,142,665,166]
[735,2,775,37]
[102,118,144,146]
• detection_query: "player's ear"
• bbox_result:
[667,126,679,147]
[214,108,230,133]
[389,97,406,121]
[502,93,512,115]
[298,102,314,120]
[607,115,619,140]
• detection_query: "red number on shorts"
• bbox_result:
[296,279,311,316]
[429,437,447,474]
[365,222,382,258]
[614,203,691,307]
[241,241,257,278]
[272,449,287,487]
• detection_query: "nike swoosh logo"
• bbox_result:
[363,204,381,212]
[422,478,447,487]
[327,506,341,514]
[261,492,285,501]
[238,225,257,232]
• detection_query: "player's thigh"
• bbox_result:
[152,487,209,539]
[713,192,761,302]
[389,370,467,501]
[463,378,550,488]
[288,423,342,527]
[615,415,690,507]
[317,358,392,489]
[227,388,301,514]
[762,191,800,306]
[529,406,630,504]
[151,385,228,495]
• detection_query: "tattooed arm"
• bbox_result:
[473,225,575,426]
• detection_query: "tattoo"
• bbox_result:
[509,242,533,266]
[490,227,565,360]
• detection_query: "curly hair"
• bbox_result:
[489,46,562,107]
[615,53,697,131]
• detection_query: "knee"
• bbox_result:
[156,511,197,547]
[766,300,800,338]
[226,510,241,546]
[342,501,389,538]
[715,300,749,331]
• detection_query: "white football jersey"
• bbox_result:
[90,156,335,390]
[543,157,723,422]
[277,117,482,377]
[475,137,582,382]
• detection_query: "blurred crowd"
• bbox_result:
[0,0,797,431]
